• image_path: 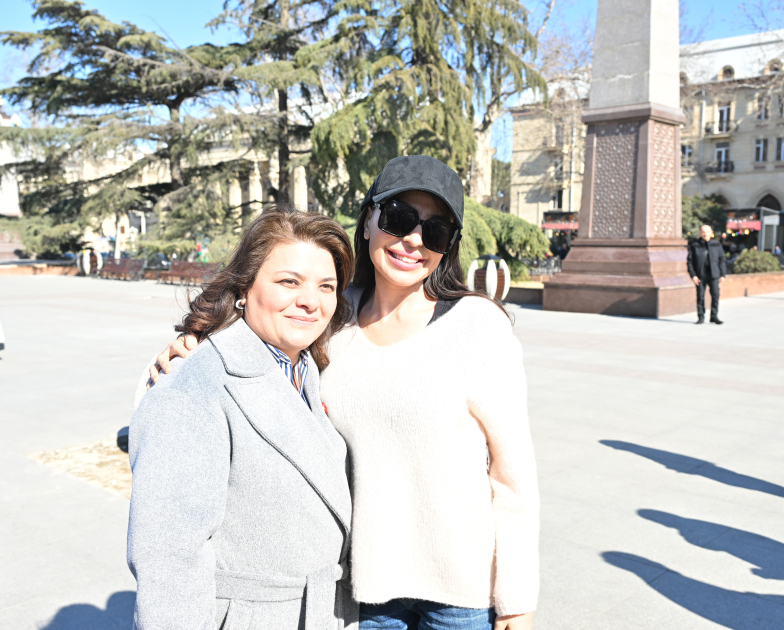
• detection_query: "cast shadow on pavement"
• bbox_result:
[39,591,135,630]
[638,509,784,580]
[602,552,784,629]
[600,440,784,498]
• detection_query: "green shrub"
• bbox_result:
[459,204,497,273]
[732,249,781,274]
[462,197,549,279]
[682,194,726,239]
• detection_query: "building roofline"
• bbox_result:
[680,29,784,57]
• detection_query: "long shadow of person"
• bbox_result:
[602,552,784,630]
[639,509,784,580]
[600,440,784,498]
[39,591,135,630]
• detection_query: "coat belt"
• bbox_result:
[214,563,353,630]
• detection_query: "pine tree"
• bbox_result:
[210,0,378,209]
[462,0,548,202]
[310,0,547,213]
[0,0,273,256]
[311,0,475,216]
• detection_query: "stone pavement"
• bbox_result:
[524,293,784,629]
[1,275,783,629]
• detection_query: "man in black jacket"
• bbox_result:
[687,225,727,324]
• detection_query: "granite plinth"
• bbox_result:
[546,75,689,318]
[543,238,695,317]
[544,278,695,318]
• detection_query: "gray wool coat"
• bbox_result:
[127,318,357,630]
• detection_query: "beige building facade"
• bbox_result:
[510,30,784,250]
[510,98,585,230]
[75,143,312,257]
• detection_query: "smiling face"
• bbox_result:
[363,190,451,290]
[700,225,712,241]
[243,241,338,364]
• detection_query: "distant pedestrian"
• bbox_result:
[775,245,782,256]
[686,225,727,325]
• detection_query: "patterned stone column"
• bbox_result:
[543,0,694,317]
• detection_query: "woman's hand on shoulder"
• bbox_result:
[148,335,199,387]
[495,613,533,630]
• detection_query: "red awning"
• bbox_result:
[542,222,579,230]
[726,221,761,231]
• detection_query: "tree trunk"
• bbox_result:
[277,89,291,204]
[114,213,122,260]
[168,103,184,190]
[469,100,506,204]
[469,125,495,204]
[276,0,291,205]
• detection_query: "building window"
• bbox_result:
[766,59,783,74]
[778,95,784,117]
[755,138,769,162]
[717,104,731,132]
[758,96,770,120]
[681,144,693,166]
[554,123,564,146]
[552,189,563,210]
[721,65,735,80]
[553,159,564,181]
[714,143,730,171]
[777,138,784,161]
[758,194,782,212]
[680,72,689,86]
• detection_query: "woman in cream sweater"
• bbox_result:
[152,156,539,630]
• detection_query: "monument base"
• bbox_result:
[543,238,695,318]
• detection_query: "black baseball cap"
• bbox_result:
[360,156,464,228]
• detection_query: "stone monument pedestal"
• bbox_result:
[542,1,694,318]
[544,239,694,317]
[544,104,693,318]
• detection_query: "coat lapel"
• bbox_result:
[225,379,352,533]
[209,320,351,533]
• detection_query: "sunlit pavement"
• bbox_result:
[1,275,783,629]
[518,292,784,629]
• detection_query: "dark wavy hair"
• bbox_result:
[352,200,510,320]
[176,205,354,370]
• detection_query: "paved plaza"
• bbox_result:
[1,274,783,629]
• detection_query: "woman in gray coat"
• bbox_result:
[128,207,357,630]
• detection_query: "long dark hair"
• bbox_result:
[352,201,510,320]
[177,205,355,370]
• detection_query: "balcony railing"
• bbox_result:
[703,160,734,173]
[705,121,737,135]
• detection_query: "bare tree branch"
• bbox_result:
[535,0,557,40]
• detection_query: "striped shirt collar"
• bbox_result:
[262,341,310,405]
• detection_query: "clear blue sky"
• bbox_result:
[1,0,771,160]
[1,0,764,83]
[2,0,233,50]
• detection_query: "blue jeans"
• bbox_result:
[360,599,497,630]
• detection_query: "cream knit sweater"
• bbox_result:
[320,293,539,616]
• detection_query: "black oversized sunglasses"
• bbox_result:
[375,200,462,254]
